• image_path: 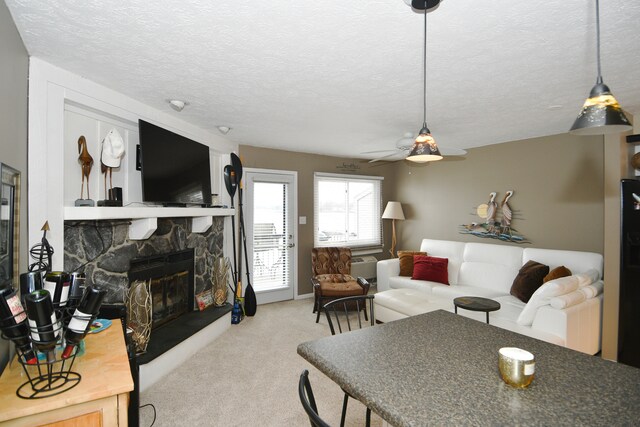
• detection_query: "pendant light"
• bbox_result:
[570,0,631,136]
[407,0,442,163]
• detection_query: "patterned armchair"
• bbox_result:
[311,247,370,323]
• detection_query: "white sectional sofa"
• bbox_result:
[375,239,604,355]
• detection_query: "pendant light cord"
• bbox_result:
[422,1,427,126]
[596,0,602,84]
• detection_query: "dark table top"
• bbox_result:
[454,296,501,312]
[297,310,640,426]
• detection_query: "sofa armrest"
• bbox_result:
[377,259,400,292]
[531,295,603,355]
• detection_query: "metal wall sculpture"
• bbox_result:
[460,190,528,243]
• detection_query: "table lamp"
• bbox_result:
[382,201,405,258]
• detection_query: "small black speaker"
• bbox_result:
[136,144,142,171]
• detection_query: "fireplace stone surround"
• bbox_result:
[64,217,224,303]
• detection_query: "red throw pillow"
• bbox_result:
[412,255,449,285]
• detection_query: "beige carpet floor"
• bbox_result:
[139,298,383,427]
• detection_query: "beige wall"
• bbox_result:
[394,133,604,253]
[0,2,29,372]
[239,145,397,296]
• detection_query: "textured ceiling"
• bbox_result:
[5,0,640,160]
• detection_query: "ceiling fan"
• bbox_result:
[362,133,467,163]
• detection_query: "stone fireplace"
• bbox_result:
[64,217,232,365]
[64,217,224,303]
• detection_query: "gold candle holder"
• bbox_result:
[498,347,535,388]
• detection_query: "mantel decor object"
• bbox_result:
[97,129,125,207]
[75,136,95,207]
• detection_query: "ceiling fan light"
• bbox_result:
[570,82,632,135]
[407,136,442,163]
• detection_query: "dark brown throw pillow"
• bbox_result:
[510,260,550,303]
[543,266,572,283]
[397,251,427,276]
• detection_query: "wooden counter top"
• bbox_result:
[0,323,134,423]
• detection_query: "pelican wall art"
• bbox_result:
[460,190,528,243]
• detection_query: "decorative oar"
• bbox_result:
[223,165,238,295]
[231,154,257,316]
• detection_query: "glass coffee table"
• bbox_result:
[453,296,501,324]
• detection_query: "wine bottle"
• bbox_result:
[0,284,37,364]
[67,272,86,307]
[25,289,59,362]
[62,286,106,359]
[43,271,71,307]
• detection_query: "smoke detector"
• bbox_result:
[168,99,187,112]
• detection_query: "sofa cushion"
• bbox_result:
[412,256,449,285]
[397,251,427,276]
[544,266,572,283]
[389,276,442,293]
[510,260,550,303]
[457,243,523,293]
[375,288,450,317]
[431,284,506,300]
[517,275,580,326]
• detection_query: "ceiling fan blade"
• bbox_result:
[369,152,405,163]
[439,147,467,156]
[360,149,398,155]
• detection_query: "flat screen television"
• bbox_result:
[139,119,212,206]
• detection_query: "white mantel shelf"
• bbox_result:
[64,206,234,220]
[64,206,235,240]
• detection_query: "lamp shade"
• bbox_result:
[382,201,405,220]
[407,125,442,163]
[570,82,632,135]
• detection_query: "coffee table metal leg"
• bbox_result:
[486,312,489,324]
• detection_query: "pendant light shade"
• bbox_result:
[407,125,442,163]
[570,0,632,136]
[570,81,632,135]
[407,0,443,163]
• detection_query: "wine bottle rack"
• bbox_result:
[1,305,96,399]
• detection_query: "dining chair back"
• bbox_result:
[299,369,331,427]
[323,295,375,336]
[322,295,374,427]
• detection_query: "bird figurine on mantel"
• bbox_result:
[75,136,95,206]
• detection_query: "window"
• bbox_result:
[314,172,383,248]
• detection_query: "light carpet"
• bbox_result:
[139,298,383,427]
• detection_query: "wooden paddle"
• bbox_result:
[231,153,257,316]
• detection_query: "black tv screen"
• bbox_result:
[139,120,212,206]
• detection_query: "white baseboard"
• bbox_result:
[139,311,231,392]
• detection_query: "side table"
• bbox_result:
[453,296,501,324]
